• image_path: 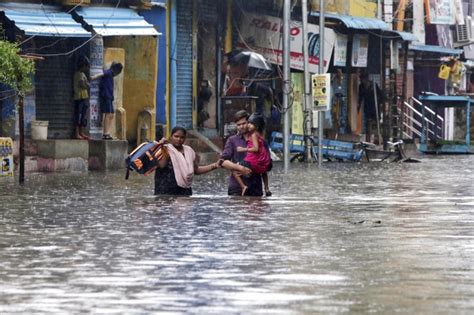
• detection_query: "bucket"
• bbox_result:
[31,120,48,140]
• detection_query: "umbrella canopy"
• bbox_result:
[232,51,272,71]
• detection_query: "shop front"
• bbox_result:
[0,2,91,139]
[73,6,160,144]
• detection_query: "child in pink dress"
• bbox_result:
[221,114,272,196]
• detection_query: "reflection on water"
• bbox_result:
[1,156,474,313]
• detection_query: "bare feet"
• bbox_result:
[241,186,248,196]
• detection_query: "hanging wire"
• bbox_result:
[15,0,124,57]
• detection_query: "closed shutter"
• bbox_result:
[176,0,193,129]
[35,37,88,139]
[198,0,218,24]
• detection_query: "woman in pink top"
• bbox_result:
[221,114,272,196]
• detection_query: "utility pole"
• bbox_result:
[301,0,313,162]
[283,0,291,172]
[18,94,25,184]
[317,0,325,166]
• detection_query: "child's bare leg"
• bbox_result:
[232,171,248,196]
[221,160,247,173]
[263,172,271,196]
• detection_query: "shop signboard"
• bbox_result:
[0,137,14,177]
[291,73,304,135]
[237,12,336,73]
[425,0,456,25]
[334,33,348,67]
[351,34,369,68]
[311,74,331,111]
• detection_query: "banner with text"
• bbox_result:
[311,74,331,111]
[237,12,336,73]
[334,33,348,67]
[351,34,369,68]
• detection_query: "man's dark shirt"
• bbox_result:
[99,69,114,100]
[221,133,263,196]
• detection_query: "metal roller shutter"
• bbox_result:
[176,0,193,129]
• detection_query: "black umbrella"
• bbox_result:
[232,51,272,71]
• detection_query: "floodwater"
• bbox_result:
[0,155,473,314]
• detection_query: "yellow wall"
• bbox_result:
[311,0,377,17]
[104,36,158,143]
[349,0,377,18]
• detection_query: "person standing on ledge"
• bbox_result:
[73,56,91,140]
[92,62,123,140]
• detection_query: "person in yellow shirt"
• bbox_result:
[73,56,91,140]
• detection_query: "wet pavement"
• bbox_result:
[0,155,473,314]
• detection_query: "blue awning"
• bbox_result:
[390,31,418,42]
[409,44,463,55]
[73,7,160,37]
[310,12,390,30]
[0,3,90,37]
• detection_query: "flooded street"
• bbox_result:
[1,155,474,314]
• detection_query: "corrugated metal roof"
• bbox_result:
[73,7,160,36]
[0,3,90,37]
[311,12,390,30]
[391,31,418,42]
[409,44,462,55]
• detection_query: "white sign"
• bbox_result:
[334,33,348,67]
[351,34,369,68]
[311,73,331,111]
[237,12,336,73]
[426,0,455,25]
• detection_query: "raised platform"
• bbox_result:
[89,140,128,170]
[20,139,128,172]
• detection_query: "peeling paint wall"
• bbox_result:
[104,36,158,143]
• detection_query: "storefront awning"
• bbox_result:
[73,7,160,37]
[0,3,90,37]
[409,44,463,55]
[310,12,390,30]
[389,31,418,42]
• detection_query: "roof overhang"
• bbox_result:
[73,7,160,37]
[409,44,463,56]
[0,3,90,37]
[387,30,419,42]
[310,12,390,30]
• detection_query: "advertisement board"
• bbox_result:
[351,34,369,68]
[0,137,14,177]
[291,73,304,135]
[237,12,336,73]
[425,0,457,25]
[334,33,348,67]
[311,74,331,111]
